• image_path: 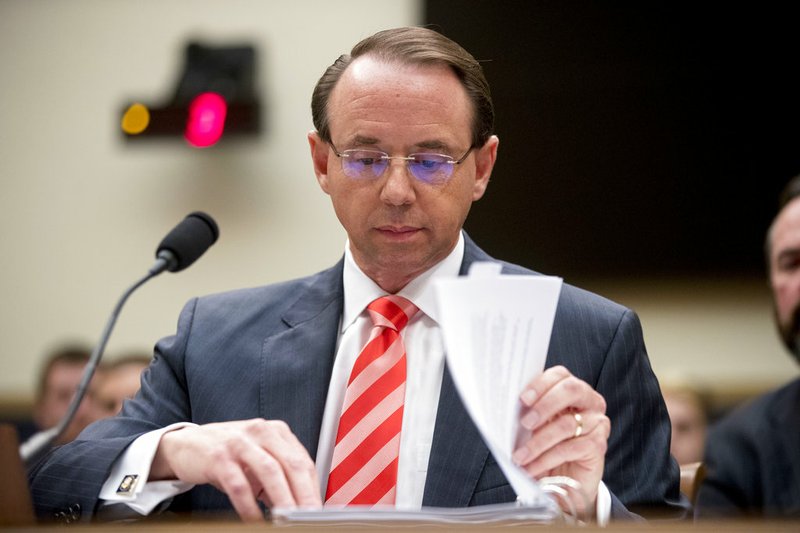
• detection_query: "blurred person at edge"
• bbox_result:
[662,385,707,465]
[33,345,104,445]
[696,175,800,518]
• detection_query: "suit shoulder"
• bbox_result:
[497,259,631,320]
[199,266,341,303]
[199,275,313,305]
[559,282,630,319]
[192,262,343,318]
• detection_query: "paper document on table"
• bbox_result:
[271,501,561,525]
[433,262,563,505]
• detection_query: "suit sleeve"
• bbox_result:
[28,298,199,522]
[594,310,687,519]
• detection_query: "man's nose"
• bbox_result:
[379,160,417,206]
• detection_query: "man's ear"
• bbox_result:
[472,135,499,201]
[308,131,331,193]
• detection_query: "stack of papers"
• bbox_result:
[271,501,562,525]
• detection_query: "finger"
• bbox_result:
[215,460,265,522]
[242,446,297,509]
[519,365,571,407]
[513,411,603,466]
[268,422,322,507]
[523,417,610,479]
[244,420,321,508]
[520,378,606,432]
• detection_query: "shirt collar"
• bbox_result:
[341,232,465,331]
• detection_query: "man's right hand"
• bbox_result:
[150,419,322,522]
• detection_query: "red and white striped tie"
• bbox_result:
[325,295,418,506]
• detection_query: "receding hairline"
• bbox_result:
[325,55,475,137]
[330,54,471,98]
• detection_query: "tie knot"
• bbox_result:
[367,295,418,332]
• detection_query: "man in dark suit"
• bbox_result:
[29,27,682,523]
[696,177,800,518]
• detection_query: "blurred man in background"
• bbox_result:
[32,345,103,445]
[696,175,800,518]
[93,355,151,418]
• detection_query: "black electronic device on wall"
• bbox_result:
[120,41,261,147]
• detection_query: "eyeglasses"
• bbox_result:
[329,143,473,185]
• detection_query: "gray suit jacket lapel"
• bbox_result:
[260,260,344,459]
[423,234,496,506]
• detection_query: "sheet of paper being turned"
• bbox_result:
[433,261,563,506]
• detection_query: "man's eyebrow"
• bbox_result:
[352,135,379,145]
[345,137,453,151]
[415,140,450,151]
[777,247,800,263]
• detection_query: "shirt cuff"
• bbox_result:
[595,480,611,526]
[99,422,197,515]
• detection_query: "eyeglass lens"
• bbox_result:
[341,150,455,184]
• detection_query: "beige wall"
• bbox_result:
[1,1,797,403]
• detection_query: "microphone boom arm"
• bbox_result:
[19,252,174,464]
[19,209,217,464]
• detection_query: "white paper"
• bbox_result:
[271,501,561,525]
[433,262,563,505]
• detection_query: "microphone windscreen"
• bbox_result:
[156,211,219,272]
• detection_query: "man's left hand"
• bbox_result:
[512,365,610,516]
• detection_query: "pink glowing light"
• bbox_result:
[185,92,227,147]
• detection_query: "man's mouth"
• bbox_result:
[375,226,422,239]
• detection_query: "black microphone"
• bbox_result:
[155,211,219,273]
[20,212,219,464]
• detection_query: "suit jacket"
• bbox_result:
[29,235,683,522]
[695,377,800,518]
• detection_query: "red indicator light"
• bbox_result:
[185,92,227,147]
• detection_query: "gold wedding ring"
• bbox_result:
[573,412,584,438]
